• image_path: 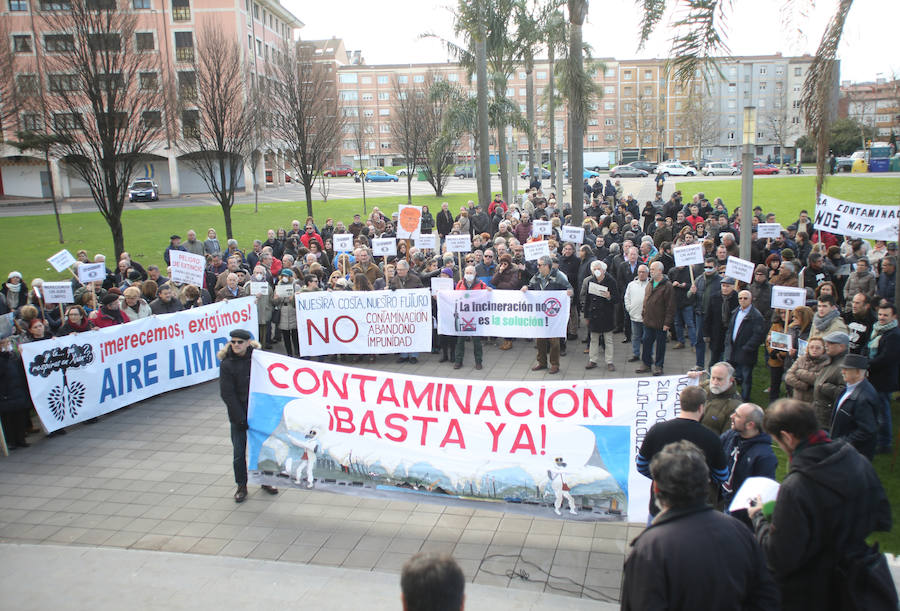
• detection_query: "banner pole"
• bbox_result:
[59,303,65,322]
[69,267,84,287]
[689,265,695,285]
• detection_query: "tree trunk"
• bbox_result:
[304,184,314,219]
[475,36,491,213]
[526,62,535,185]
[222,203,234,241]
[109,213,125,261]
[548,47,557,195]
[45,153,64,243]
[406,174,413,204]
[498,127,509,205]
[568,0,585,226]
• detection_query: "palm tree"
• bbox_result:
[566,0,588,226]
[543,8,567,194]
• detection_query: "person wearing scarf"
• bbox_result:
[90,293,130,328]
[57,305,94,336]
[1,271,28,311]
[808,294,848,341]
[867,303,900,453]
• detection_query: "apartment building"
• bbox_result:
[839,78,900,141]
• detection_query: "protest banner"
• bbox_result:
[532,220,552,237]
[673,243,704,268]
[372,238,397,258]
[19,297,257,432]
[725,256,754,284]
[757,223,782,239]
[814,193,900,241]
[523,240,550,261]
[47,249,76,273]
[414,234,436,251]
[437,289,569,338]
[77,262,106,283]
[169,250,207,287]
[294,289,431,356]
[247,351,693,523]
[398,204,422,239]
[560,226,584,244]
[771,286,807,310]
[333,234,354,253]
[444,235,471,253]
[430,277,454,296]
[42,281,74,304]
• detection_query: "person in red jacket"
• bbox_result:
[90,292,131,328]
[299,224,324,251]
[453,265,489,370]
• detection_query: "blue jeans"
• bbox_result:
[731,362,754,402]
[642,327,667,369]
[674,305,696,345]
[877,391,893,450]
[630,320,644,358]
[694,312,706,369]
[400,352,419,359]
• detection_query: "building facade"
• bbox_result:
[839,78,900,141]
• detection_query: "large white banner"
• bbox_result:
[295,289,432,356]
[247,351,692,523]
[436,289,569,338]
[814,193,900,240]
[20,297,258,432]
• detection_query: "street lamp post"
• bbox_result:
[739,106,757,261]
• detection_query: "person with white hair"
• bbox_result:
[523,255,573,374]
[582,260,618,371]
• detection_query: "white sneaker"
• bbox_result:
[554,508,562,516]
[569,509,578,515]
[306,481,314,488]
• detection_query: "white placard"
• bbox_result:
[798,339,808,357]
[523,240,551,261]
[77,262,106,283]
[757,223,782,239]
[169,250,207,287]
[728,477,780,513]
[47,249,76,273]
[770,331,792,352]
[770,286,807,310]
[560,226,585,244]
[532,220,552,237]
[588,283,610,298]
[333,234,354,253]
[250,282,269,296]
[275,283,295,298]
[430,276,454,296]
[725,256,754,284]
[372,238,397,257]
[673,243,704,267]
[814,193,900,241]
[444,235,472,253]
[414,234,437,250]
[42,281,74,304]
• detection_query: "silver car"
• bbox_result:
[702,162,739,176]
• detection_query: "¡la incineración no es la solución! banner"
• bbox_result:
[247,351,693,523]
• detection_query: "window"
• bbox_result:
[16,74,38,95]
[792,116,801,125]
[9,0,27,10]
[141,111,162,128]
[53,112,82,130]
[519,104,525,112]
[22,113,43,131]
[759,98,766,108]
[13,35,33,53]
[448,73,458,82]
[379,124,390,133]
[605,118,614,126]
[537,71,546,80]
[135,32,154,51]
[759,66,767,75]
[340,90,358,101]
[537,87,543,95]
[728,83,736,93]
[588,119,598,126]
[361,93,373,101]
[342,107,358,117]
[727,115,736,126]
[177,70,196,99]
[775,66,784,76]
[413,75,424,83]
[40,0,71,8]
[182,109,199,138]
[86,0,115,9]
[362,109,373,117]
[623,71,632,80]
[506,88,513,97]
[256,39,261,56]
[397,91,406,100]
[342,140,354,149]
[44,34,75,53]
[605,68,615,77]
[253,3,258,19]
[517,71,526,80]
[587,134,598,142]
[376,75,388,84]
[605,133,614,141]
[174,31,193,62]
[339,73,358,84]
[604,102,614,110]
[794,67,802,77]
[133,0,150,8]
[759,81,767,90]
[398,75,408,84]
[380,142,391,149]
[139,72,157,90]
[361,76,371,84]
[727,99,737,109]
[377,92,389,101]
[48,73,79,92]
[623,136,632,144]
[379,108,389,116]
[89,33,121,52]
[623,103,632,112]
[97,72,124,91]
[623,119,632,128]
[518,88,526,96]
[674,101,682,110]
[171,0,190,21]
[644,70,652,79]
[643,86,652,95]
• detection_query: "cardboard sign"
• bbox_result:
[77,262,106,283]
[588,283,610,298]
[770,331,791,352]
[560,226,585,244]
[414,234,436,250]
[169,250,206,287]
[250,282,269,296]
[372,238,397,257]
[445,235,472,253]
[42,281,74,304]
[725,256,754,284]
[398,204,422,238]
[673,243,704,268]
[770,286,807,310]
[523,240,551,261]
[333,234,354,253]
[275,283,295,298]
[757,223,782,239]
[798,339,808,357]
[532,220,552,237]
[47,249,76,273]
[430,276,454,296]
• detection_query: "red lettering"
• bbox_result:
[384,413,408,442]
[440,419,465,449]
[442,384,471,414]
[351,373,377,401]
[333,406,355,433]
[411,415,438,446]
[583,388,613,417]
[505,387,533,417]
[547,389,579,418]
[322,370,349,400]
[474,387,500,416]
[486,422,506,452]
[376,379,400,408]
[332,315,359,343]
[510,424,537,454]
[306,318,329,344]
[403,381,435,410]
[359,410,382,438]
[267,362,289,389]
[292,367,320,395]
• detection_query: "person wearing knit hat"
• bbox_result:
[90,291,130,328]
[2,271,28,311]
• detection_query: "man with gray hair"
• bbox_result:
[720,403,777,520]
[582,259,618,371]
[637,261,675,376]
[623,440,778,610]
[523,255,573,374]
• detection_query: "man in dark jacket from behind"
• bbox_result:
[219,329,277,503]
[623,440,779,611]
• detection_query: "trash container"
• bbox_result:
[891,155,900,172]
[417,169,429,181]
[851,158,868,173]
[868,158,890,172]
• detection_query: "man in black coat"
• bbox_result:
[720,403,777,523]
[868,302,900,453]
[616,246,640,338]
[750,399,893,610]
[582,260,618,371]
[435,202,454,238]
[830,353,880,460]
[724,289,766,401]
[623,439,778,611]
[706,278,738,370]
[218,329,277,502]
[842,292,876,355]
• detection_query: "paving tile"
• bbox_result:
[386,538,423,554]
[159,535,202,553]
[557,535,594,552]
[374,551,413,574]
[354,535,391,552]
[103,531,143,548]
[131,533,172,551]
[278,543,320,563]
[587,552,623,570]
[219,539,258,558]
[310,546,350,566]
[340,548,382,570]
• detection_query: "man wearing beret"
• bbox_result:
[831,353,880,460]
[164,234,185,266]
[218,328,277,502]
[89,290,130,328]
[812,331,850,430]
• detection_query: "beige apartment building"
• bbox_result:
[839,78,900,142]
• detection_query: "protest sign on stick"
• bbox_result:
[47,249,76,273]
[757,223,782,239]
[673,243,704,268]
[523,241,550,261]
[333,234,353,253]
[169,251,206,287]
[560,226,584,244]
[725,256,754,284]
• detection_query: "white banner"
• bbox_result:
[523,241,550,261]
[560,226,584,244]
[757,223,782,239]
[532,220,552,237]
[247,351,693,523]
[42,281,74,304]
[77,262,106,283]
[372,238,397,257]
[20,297,258,432]
[169,250,206,287]
[725,256,754,284]
[47,249,76,273]
[414,234,436,250]
[333,234,354,253]
[814,193,900,240]
[445,235,471,253]
[673,243,704,267]
[771,286,807,310]
[294,289,432,356]
[437,289,569,338]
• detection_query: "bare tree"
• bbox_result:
[421,76,464,196]
[346,103,370,215]
[271,40,344,218]
[392,76,428,204]
[246,77,268,214]
[763,85,791,165]
[680,91,718,164]
[40,0,166,259]
[177,23,253,239]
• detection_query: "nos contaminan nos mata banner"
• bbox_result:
[247,351,692,523]
[20,297,257,432]
[436,289,569,338]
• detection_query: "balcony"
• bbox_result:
[175,46,194,63]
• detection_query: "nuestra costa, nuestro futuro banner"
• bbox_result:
[436,289,569,338]
[20,297,258,432]
[247,350,692,523]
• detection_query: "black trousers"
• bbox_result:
[1,409,29,446]
[231,423,247,487]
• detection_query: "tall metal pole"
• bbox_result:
[739,106,757,261]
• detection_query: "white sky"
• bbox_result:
[284,0,898,84]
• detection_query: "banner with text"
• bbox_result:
[294,289,432,356]
[20,297,258,432]
[247,351,692,523]
[814,193,900,241]
[436,289,569,338]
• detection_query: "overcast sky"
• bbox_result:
[285,0,897,84]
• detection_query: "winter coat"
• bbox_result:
[749,280,772,324]
[217,342,260,427]
[868,325,900,393]
[436,210,454,236]
[0,351,32,414]
[581,274,618,333]
[513,222,532,244]
[470,210,491,235]
[204,238,221,256]
[456,214,471,237]
[624,278,649,322]
[641,276,675,330]
[830,378,880,460]
[720,430,778,506]
[784,352,829,403]
[420,210,435,234]
[699,381,742,435]
[843,270,876,302]
[812,349,847,430]
[122,299,152,321]
[149,296,183,315]
[766,320,787,368]
[90,308,130,328]
[808,313,848,341]
[274,282,300,330]
[491,266,522,291]
[241,281,273,325]
[876,271,895,303]
[389,273,424,290]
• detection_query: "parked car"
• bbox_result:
[702,161,739,176]
[564,168,601,179]
[323,165,357,177]
[609,163,649,178]
[128,179,159,202]
[629,160,657,173]
[521,167,551,179]
[655,162,697,177]
[746,163,780,175]
[454,165,476,178]
[364,170,399,183]
[396,166,427,176]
